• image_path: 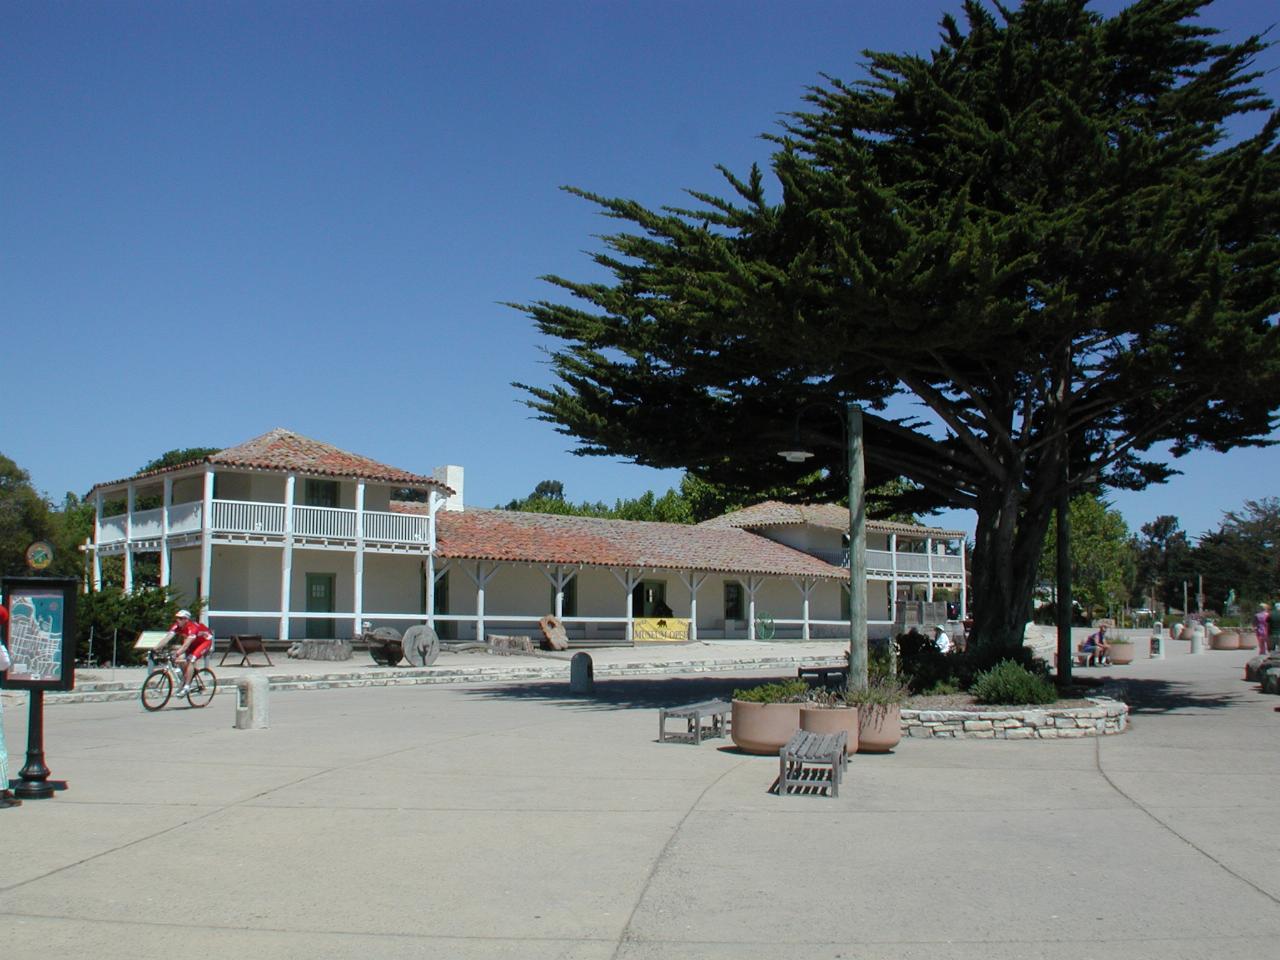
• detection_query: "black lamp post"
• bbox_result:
[779,401,867,691]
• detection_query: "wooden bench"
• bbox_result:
[798,664,848,687]
[658,699,731,745]
[778,730,849,798]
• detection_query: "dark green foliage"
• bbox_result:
[971,660,1060,705]
[1133,515,1196,612]
[76,586,195,665]
[515,0,1280,660]
[895,629,959,694]
[1,453,89,579]
[732,678,809,703]
[1193,497,1280,610]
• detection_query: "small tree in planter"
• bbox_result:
[731,679,808,755]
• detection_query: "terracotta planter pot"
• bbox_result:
[730,700,801,755]
[800,705,859,754]
[856,703,902,753]
[1108,640,1135,665]
[1211,629,1238,651]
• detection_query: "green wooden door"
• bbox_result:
[306,573,336,639]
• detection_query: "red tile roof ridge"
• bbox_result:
[90,428,453,495]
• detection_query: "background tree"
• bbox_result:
[1038,494,1135,621]
[1132,515,1196,614]
[517,0,1280,665]
[0,454,86,579]
[1193,497,1280,611]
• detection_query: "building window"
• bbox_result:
[724,582,744,621]
[304,479,339,508]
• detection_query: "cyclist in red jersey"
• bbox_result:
[162,609,213,698]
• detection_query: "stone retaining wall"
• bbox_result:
[901,697,1128,739]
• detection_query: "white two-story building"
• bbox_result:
[87,429,966,643]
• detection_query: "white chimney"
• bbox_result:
[433,464,464,512]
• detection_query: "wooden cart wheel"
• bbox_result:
[402,625,441,667]
[368,626,403,666]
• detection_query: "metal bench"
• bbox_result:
[778,730,848,798]
[658,699,731,744]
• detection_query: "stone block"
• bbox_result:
[963,719,994,731]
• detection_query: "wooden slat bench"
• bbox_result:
[658,699,731,745]
[778,730,849,798]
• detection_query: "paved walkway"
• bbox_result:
[1,640,1276,959]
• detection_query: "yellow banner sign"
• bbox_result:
[633,617,690,643]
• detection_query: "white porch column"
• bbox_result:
[926,537,935,602]
[611,568,644,643]
[464,561,499,642]
[959,538,968,620]
[793,578,817,641]
[426,491,441,628]
[543,565,575,618]
[744,576,764,641]
[353,480,366,637]
[279,473,296,641]
[92,491,103,590]
[678,571,705,642]
[199,469,214,613]
[160,475,172,587]
[123,483,135,594]
[889,533,898,628]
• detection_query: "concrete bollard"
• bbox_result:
[1189,623,1205,655]
[569,652,594,694]
[1150,624,1164,660]
[234,675,270,729]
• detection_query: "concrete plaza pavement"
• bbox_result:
[1,640,1277,959]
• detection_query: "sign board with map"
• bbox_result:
[1,576,78,691]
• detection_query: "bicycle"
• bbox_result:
[141,648,218,711]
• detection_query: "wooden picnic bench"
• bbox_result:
[658,699,731,745]
[778,729,849,798]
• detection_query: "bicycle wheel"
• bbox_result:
[186,668,217,708]
[141,671,172,711]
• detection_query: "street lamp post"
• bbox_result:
[779,401,868,691]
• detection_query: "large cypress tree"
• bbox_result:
[517,0,1280,659]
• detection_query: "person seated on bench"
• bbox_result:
[1080,625,1110,666]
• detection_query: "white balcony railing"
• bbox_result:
[130,507,164,540]
[810,546,963,579]
[293,504,357,539]
[98,515,126,544]
[213,499,286,535]
[168,501,203,534]
[364,509,429,543]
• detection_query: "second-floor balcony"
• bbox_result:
[96,499,430,548]
[811,547,965,579]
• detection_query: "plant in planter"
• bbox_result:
[799,687,859,754]
[845,674,910,753]
[730,679,808,755]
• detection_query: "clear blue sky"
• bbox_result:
[3,1,1276,541]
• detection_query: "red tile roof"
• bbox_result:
[700,500,965,538]
[91,429,452,494]
[406,507,848,578]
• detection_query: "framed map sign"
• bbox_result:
[1,576,78,692]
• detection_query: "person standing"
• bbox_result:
[0,604,21,808]
[1269,600,1280,655]
[1256,604,1272,657]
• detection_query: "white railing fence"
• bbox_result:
[293,504,357,539]
[364,509,429,543]
[213,499,286,535]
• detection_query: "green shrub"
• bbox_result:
[76,586,194,666]
[923,678,962,696]
[971,660,1059,705]
[732,678,809,703]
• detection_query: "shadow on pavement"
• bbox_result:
[1117,677,1237,714]
[456,674,786,712]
